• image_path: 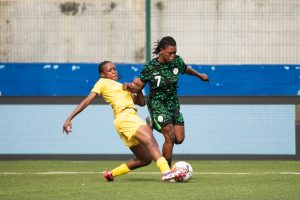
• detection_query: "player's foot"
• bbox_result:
[146,116,153,129]
[161,170,187,182]
[161,171,176,182]
[161,171,174,181]
[103,170,114,182]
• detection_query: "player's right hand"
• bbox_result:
[122,83,131,91]
[200,73,209,82]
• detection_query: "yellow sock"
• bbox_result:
[156,157,171,173]
[111,163,131,177]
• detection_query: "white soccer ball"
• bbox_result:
[171,161,193,182]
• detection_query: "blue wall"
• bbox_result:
[1,63,297,155]
[0,63,300,96]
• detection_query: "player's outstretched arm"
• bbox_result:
[185,66,209,82]
[63,92,98,134]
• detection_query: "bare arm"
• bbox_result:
[123,78,146,93]
[132,90,146,106]
[63,92,98,134]
[123,78,146,106]
[185,66,209,82]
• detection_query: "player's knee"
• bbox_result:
[174,134,185,144]
[175,137,184,145]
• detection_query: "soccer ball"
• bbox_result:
[171,161,193,182]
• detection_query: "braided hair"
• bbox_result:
[152,36,176,55]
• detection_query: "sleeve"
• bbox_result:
[140,65,149,83]
[176,56,187,74]
[91,79,104,95]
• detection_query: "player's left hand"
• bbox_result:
[63,120,73,134]
[200,73,209,82]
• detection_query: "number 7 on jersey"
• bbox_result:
[155,75,161,87]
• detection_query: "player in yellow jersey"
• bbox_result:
[63,61,184,182]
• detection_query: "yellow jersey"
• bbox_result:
[91,78,136,117]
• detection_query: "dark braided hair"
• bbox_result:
[98,61,111,75]
[152,36,176,55]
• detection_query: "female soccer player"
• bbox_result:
[124,36,209,167]
[63,61,182,182]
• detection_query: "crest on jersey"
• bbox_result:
[173,68,179,75]
[158,115,164,122]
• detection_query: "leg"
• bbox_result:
[104,124,181,182]
[104,136,155,181]
[134,124,163,161]
[126,143,152,170]
[105,110,178,182]
[104,125,166,182]
[160,123,175,167]
[135,124,180,181]
[149,104,174,166]
[174,124,185,144]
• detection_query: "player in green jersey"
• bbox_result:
[124,36,209,167]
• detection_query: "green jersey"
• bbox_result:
[140,55,187,98]
[140,55,187,130]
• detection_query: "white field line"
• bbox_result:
[0,171,300,175]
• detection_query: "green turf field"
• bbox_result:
[0,160,299,200]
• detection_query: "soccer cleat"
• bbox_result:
[161,171,174,181]
[103,170,114,182]
[161,171,184,183]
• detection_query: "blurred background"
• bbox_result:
[1,0,299,64]
[0,0,299,159]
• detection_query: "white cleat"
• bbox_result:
[161,171,176,182]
